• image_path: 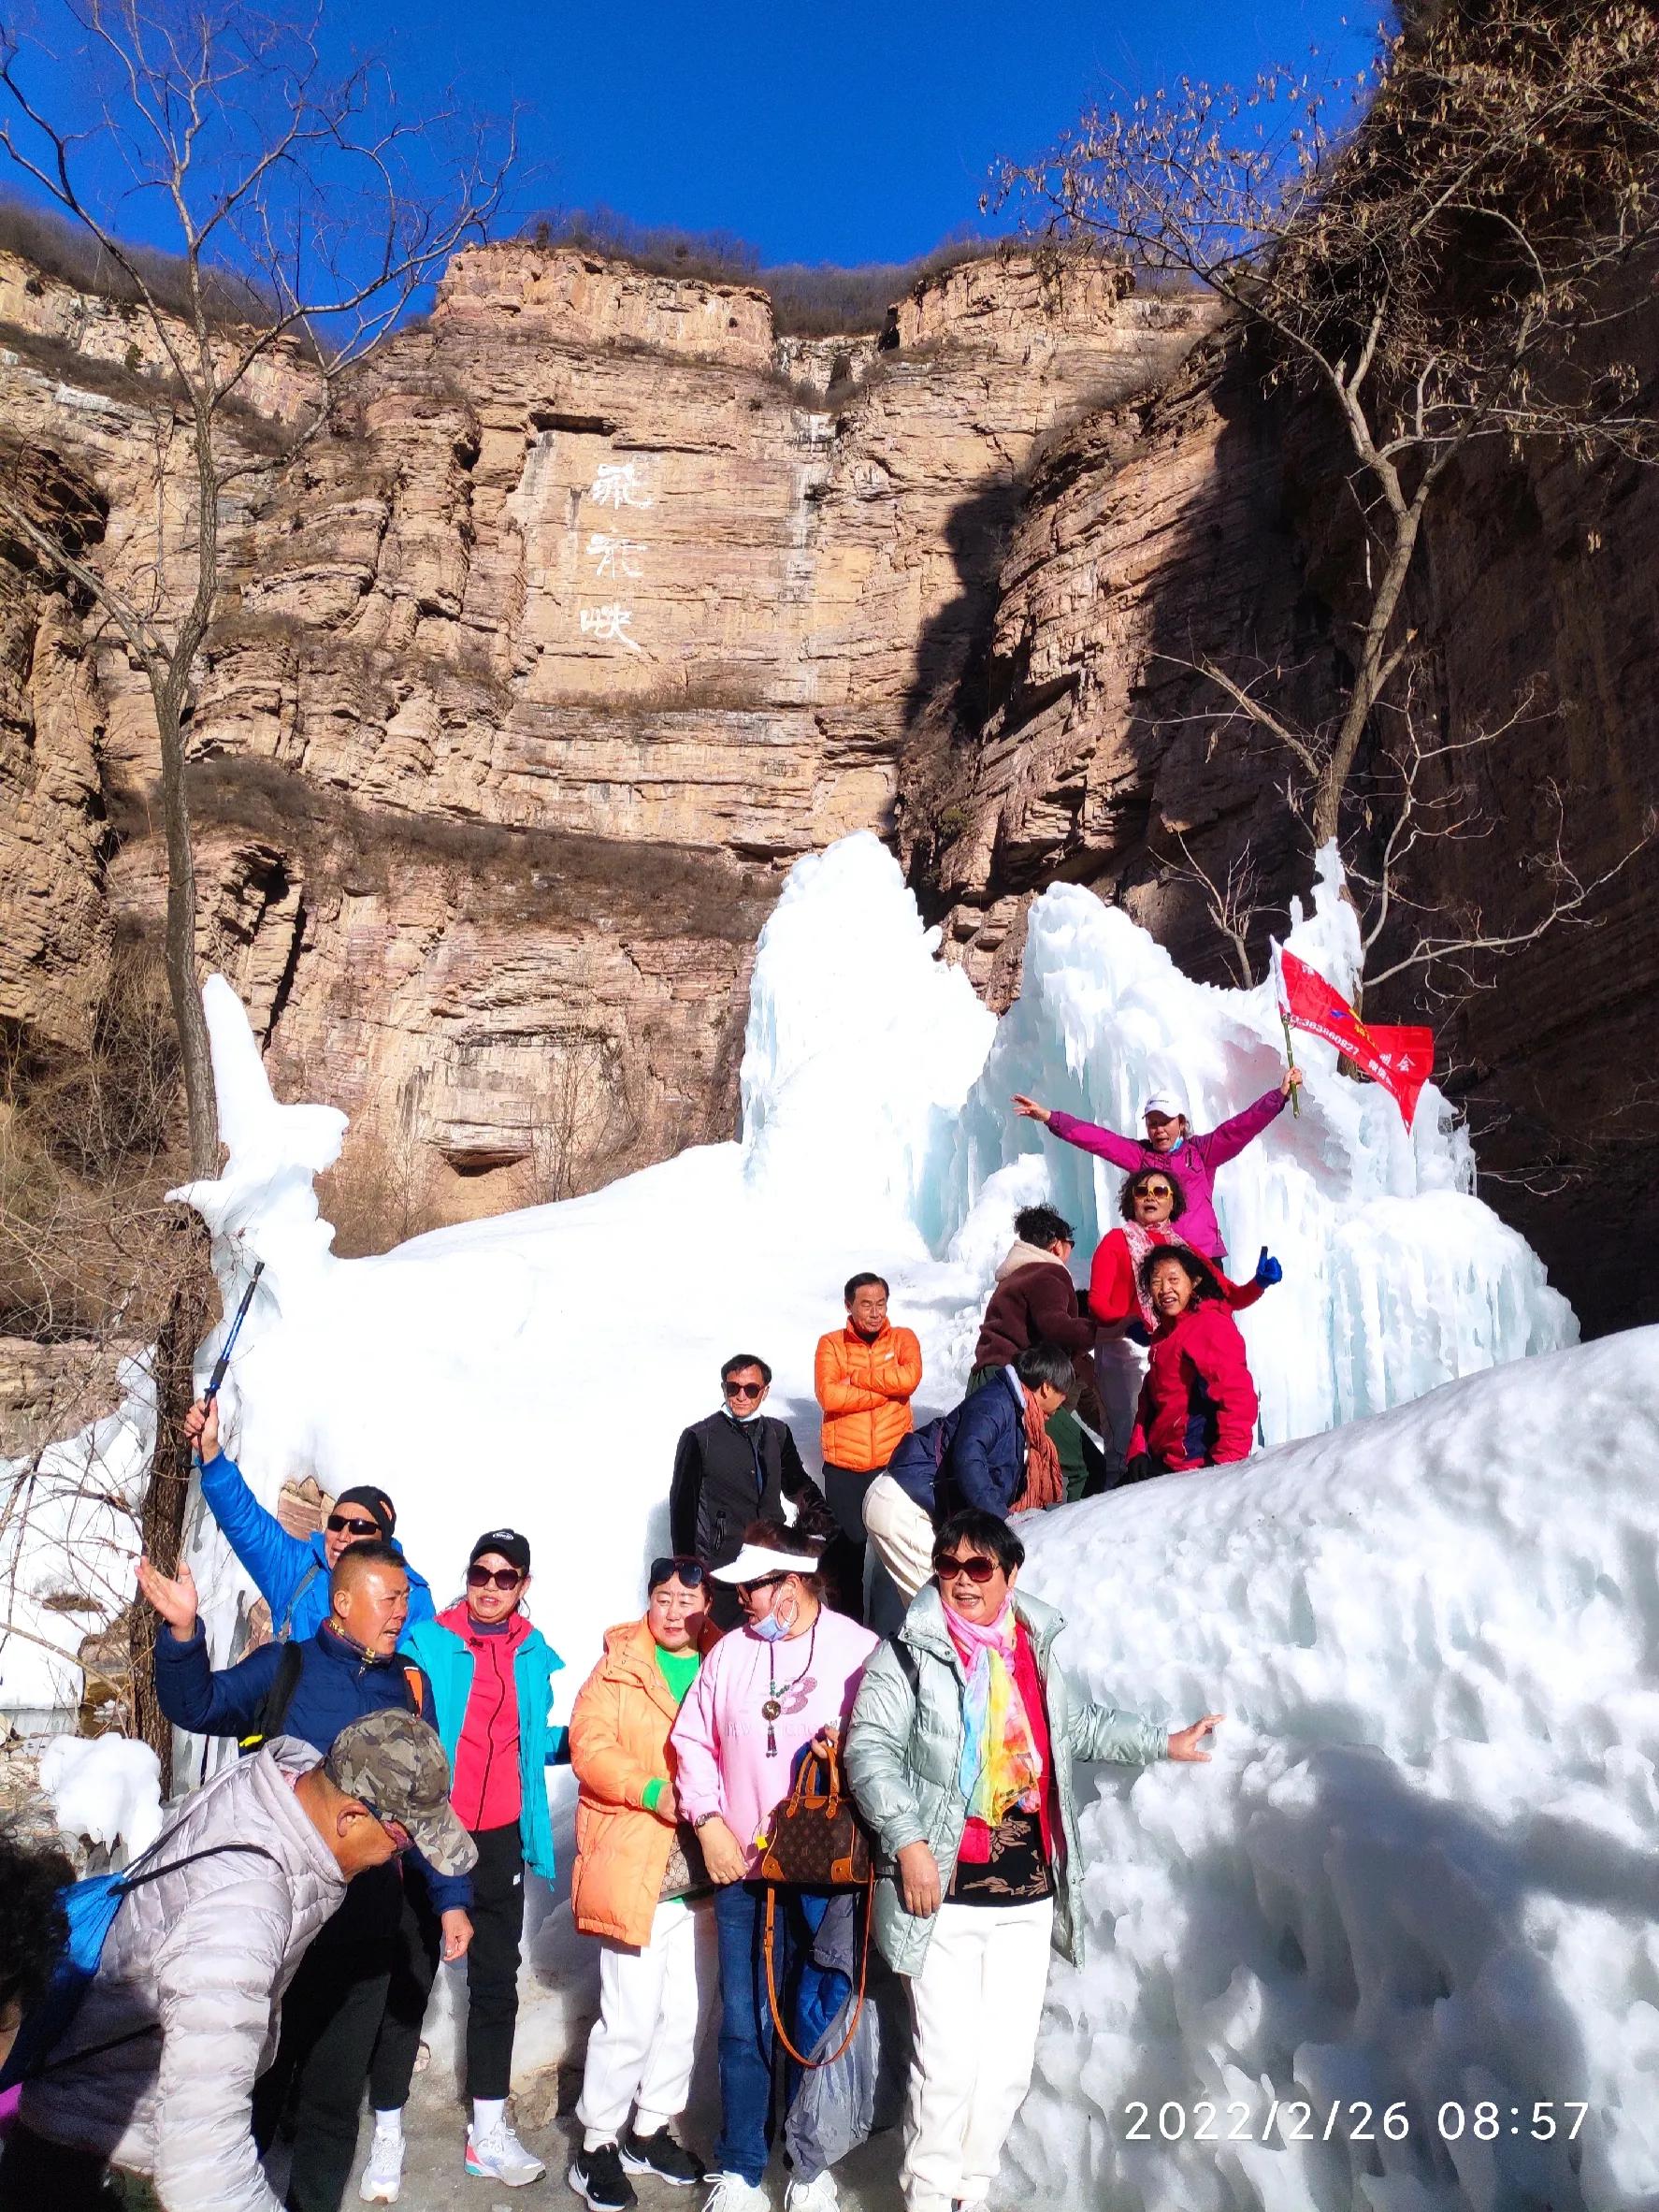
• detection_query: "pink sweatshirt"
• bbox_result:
[671,1608,879,1872]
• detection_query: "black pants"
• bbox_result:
[368,1823,525,2109]
[820,1463,877,1624]
[252,1864,399,2212]
[0,2124,119,2211]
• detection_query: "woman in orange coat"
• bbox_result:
[814,1270,923,1622]
[569,1560,722,2211]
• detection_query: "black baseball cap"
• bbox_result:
[469,1527,531,1576]
[336,1484,396,1538]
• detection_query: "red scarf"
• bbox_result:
[1019,1386,1064,1512]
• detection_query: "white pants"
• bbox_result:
[1092,1336,1147,1470]
[576,1896,706,2147]
[902,1897,1055,2212]
[863,1472,935,1601]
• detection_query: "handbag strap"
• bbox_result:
[762,1875,873,2073]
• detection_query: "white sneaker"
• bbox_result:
[702,2176,771,2212]
[358,2128,404,2204]
[785,2176,839,2212]
[466,2120,547,2187]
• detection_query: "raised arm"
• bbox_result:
[196,1451,315,1621]
[1196,1085,1289,1170]
[1043,1109,1145,1173]
[151,1623,282,1740]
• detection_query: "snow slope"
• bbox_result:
[1010,1327,1659,2211]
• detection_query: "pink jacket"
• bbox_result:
[1047,1088,1285,1260]
[671,1608,879,1873]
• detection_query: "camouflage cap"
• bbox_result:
[324,1709,478,1877]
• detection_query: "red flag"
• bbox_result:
[1277,948,1435,1127]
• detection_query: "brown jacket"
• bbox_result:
[570,1614,721,1947]
[974,1240,1098,1369]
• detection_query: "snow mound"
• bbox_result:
[942,847,1573,1441]
[1009,1327,1659,2212]
[39,1731,163,1858]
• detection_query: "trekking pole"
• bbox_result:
[1273,947,1302,1118]
[203,1260,264,1406]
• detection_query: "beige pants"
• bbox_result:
[862,1472,935,1601]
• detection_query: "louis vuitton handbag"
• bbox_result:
[756,1742,874,2069]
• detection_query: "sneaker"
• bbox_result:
[569,2140,638,2211]
[702,2176,771,2212]
[466,2119,547,2187]
[784,2176,839,2212]
[621,2126,705,2187]
[357,2128,404,2204]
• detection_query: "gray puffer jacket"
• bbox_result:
[844,1582,1167,1977]
[20,1735,344,2212]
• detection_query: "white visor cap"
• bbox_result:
[711,1542,823,1584]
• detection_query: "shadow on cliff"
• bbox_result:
[1033,1741,1647,2212]
[902,473,1029,738]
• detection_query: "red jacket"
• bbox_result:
[1128,1301,1259,1470]
[1089,1229,1265,1332]
[442,1599,529,1833]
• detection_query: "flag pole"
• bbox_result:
[1274,946,1301,1118]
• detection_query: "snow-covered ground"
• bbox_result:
[2,831,1625,2208]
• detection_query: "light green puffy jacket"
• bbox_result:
[843,1581,1168,1977]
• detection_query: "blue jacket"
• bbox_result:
[197,1452,436,1640]
[152,1619,469,1912]
[937,1366,1029,1521]
[400,1616,566,1882]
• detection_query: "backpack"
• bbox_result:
[885,1406,961,1513]
[238,1641,426,1757]
[0,1836,278,2091]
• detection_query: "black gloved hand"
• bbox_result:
[1120,1453,1155,1488]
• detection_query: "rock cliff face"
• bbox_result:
[0,240,1215,1222]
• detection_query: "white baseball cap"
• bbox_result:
[1141,1092,1186,1120]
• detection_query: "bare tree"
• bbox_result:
[526,1034,642,1207]
[998,0,1659,975]
[1163,828,1273,987]
[0,0,513,1178]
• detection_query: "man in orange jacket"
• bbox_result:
[814,1272,923,1623]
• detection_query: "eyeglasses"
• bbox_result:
[724,1380,765,1400]
[466,1564,525,1592]
[649,1556,707,1591]
[326,1513,382,1539]
[932,1553,1000,1583]
[737,1571,786,1598]
[359,1800,412,1855]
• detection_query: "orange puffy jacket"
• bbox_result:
[815,1320,923,1474]
[570,1613,721,1948]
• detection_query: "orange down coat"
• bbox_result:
[570,1614,721,1947]
[815,1320,923,1473]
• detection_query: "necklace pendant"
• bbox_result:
[761,1697,783,1723]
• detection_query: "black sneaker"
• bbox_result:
[568,2141,637,2211]
[620,2127,706,2188]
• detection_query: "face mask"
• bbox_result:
[751,1610,791,1643]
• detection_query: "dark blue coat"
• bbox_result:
[936,1366,1029,1521]
[197,1452,436,1641]
[154,1620,469,1911]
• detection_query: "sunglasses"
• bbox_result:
[1136,1184,1176,1199]
[737,1571,787,1598]
[932,1553,1000,1583]
[466,1564,525,1591]
[326,1513,382,1539]
[649,1555,707,1591]
[724,1380,766,1400]
[358,1800,412,1854]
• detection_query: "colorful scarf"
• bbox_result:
[1019,1385,1064,1512]
[945,1598,1045,1860]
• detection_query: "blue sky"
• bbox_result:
[5,0,1383,275]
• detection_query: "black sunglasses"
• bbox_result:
[649,1556,707,1592]
[326,1513,382,1539]
[738,1571,787,1598]
[724,1380,765,1400]
[932,1552,1000,1583]
[467,1564,525,1591]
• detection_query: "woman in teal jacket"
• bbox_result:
[360,1528,566,2200]
[844,1508,1219,2212]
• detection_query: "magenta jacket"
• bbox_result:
[1046,1087,1286,1260]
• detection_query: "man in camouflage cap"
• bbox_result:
[325,1710,479,1880]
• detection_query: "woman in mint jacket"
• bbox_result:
[360,1527,566,2201]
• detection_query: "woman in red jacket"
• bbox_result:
[1125,1248,1260,1477]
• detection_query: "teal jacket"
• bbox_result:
[844,1582,1168,1977]
[401,1616,566,1881]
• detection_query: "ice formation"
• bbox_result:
[38,1731,163,1858]
[0,829,1612,2201]
[1007,1327,1659,2211]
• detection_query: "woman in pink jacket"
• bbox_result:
[671,1523,878,2212]
[1013,1067,1302,1261]
[1126,1248,1261,1477]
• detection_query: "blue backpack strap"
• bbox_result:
[277,1558,324,1641]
